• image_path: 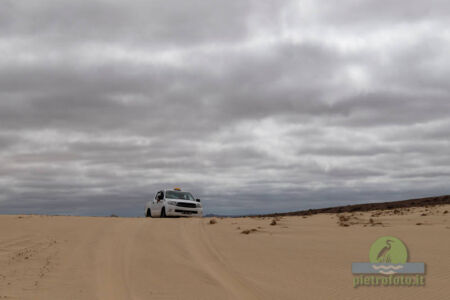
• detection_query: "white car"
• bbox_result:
[145,188,203,217]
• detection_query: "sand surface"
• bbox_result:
[1,205,449,299]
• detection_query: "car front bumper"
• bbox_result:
[166,204,203,217]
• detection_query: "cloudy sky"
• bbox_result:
[1,0,449,216]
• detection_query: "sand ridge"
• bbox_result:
[0,204,449,299]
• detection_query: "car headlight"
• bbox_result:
[196,203,202,208]
[168,201,177,206]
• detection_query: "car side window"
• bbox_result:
[155,191,164,200]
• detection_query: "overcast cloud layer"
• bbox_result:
[1,0,449,216]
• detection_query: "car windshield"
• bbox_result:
[166,190,195,201]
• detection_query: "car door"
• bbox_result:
[152,191,164,217]
[149,192,158,216]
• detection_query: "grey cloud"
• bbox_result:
[318,0,450,26]
[1,0,256,46]
[0,0,449,216]
[333,92,450,127]
[0,133,22,149]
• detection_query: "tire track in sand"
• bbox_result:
[94,219,143,300]
[180,218,264,300]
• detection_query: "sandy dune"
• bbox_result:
[1,205,449,299]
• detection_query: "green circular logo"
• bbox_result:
[369,236,408,264]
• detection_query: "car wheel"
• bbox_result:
[161,207,166,218]
[146,209,151,218]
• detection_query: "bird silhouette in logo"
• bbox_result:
[376,239,393,263]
